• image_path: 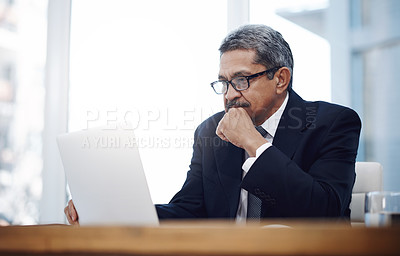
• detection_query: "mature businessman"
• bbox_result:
[65,24,361,224]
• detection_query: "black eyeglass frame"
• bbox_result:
[210,66,282,95]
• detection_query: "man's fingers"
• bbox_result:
[217,129,229,142]
[216,117,229,142]
[64,205,74,224]
[65,200,79,225]
[68,200,77,221]
[215,107,259,150]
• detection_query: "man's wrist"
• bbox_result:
[244,138,268,157]
[242,142,272,172]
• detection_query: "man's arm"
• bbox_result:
[242,107,361,217]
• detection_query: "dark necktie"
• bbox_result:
[255,126,268,138]
[247,126,267,220]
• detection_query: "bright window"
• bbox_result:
[69,0,227,203]
[0,0,48,225]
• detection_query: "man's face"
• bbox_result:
[219,49,282,126]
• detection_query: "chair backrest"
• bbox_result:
[350,162,383,225]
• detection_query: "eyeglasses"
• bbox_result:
[210,67,281,95]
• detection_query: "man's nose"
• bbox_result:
[225,83,241,101]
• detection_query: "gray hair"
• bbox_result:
[219,24,294,90]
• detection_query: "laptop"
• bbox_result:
[57,126,159,226]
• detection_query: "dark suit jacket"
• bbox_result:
[156,90,361,220]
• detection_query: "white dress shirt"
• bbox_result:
[236,93,289,222]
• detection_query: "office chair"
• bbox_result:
[350,162,383,226]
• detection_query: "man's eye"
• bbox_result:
[235,77,246,82]
[234,77,247,85]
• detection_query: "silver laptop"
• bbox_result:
[57,126,159,226]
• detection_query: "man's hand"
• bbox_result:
[216,107,267,157]
[64,199,79,225]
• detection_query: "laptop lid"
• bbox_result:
[57,126,159,226]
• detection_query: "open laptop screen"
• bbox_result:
[57,127,159,226]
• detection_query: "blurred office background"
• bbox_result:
[0,0,398,225]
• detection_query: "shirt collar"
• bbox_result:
[259,92,289,138]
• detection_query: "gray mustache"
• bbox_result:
[226,100,250,110]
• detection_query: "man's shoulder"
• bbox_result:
[286,90,361,132]
[290,90,357,115]
[298,99,361,133]
[287,90,360,123]
[311,100,360,121]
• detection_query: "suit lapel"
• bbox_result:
[214,139,243,217]
[273,90,310,159]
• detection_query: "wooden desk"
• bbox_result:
[0,220,399,255]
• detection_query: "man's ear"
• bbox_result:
[275,67,291,94]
